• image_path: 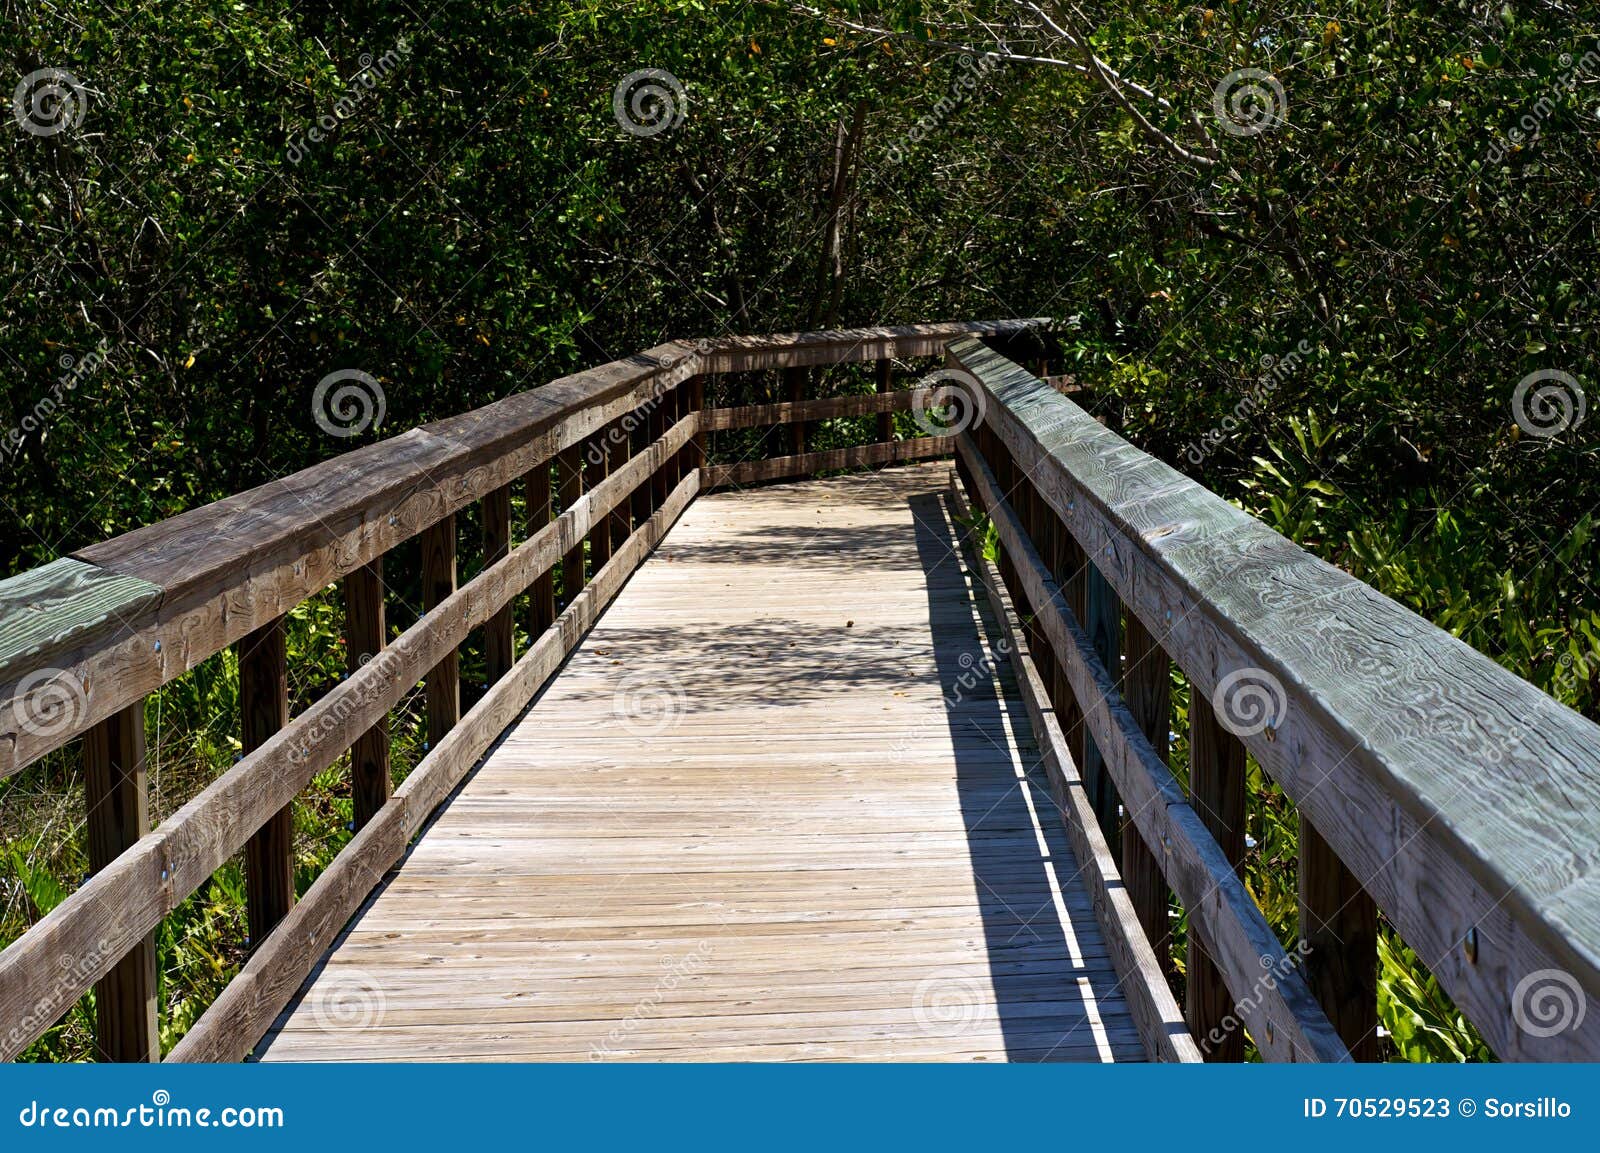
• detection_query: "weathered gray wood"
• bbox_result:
[949,474,1200,1062]
[82,702,158,1062]
[558,445,586,606]
[483,483,514,685]
[524,465,555,638]
[700,319,1049,374]
[586,432,613,571]
[240,617,293,951]
[1187,692,1248,1061]
[1121,611,1174,981]
[1300,814,1380,1060]
[344,559,389,830]
[1082,562,1122,842]
[949,335,1600,1060]
[0,558,161,686]
[956,431,1349,1062]
[168,470,700,1063]
[0,414,702,1062]
[422,515,459,747]
[701,389,928,431]
[703,437,953,489]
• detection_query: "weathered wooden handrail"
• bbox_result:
[946,336,1600,1061]
[0,318,1044,1062]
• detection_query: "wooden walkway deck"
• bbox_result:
[257,464,1145,1062]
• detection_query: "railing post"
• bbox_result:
[650,389,672,510]
[784,366,807,455]
[1121,612,1174,978]
[525,464,556,637]
[1300,815,1380,1060]
[631,401,654,524]
[1081,565,1122,842]
[608,420,632,554]
[586,432,612,571]
[1187,691,1248,1061]
[688,374,707,475]
[483,484,514,685]
[557,445,585,606]
[422,514,459,745]
[83,701,158,1061]
[345,558,390,829]
[240,617,293,951]
[875,358,893,443]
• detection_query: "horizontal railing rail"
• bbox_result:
[945,336,1600,1061]
[0,318,1045,1063]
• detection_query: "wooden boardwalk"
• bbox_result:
[257,464,1144,1062]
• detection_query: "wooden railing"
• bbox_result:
[945,337,1600,1062]
[0,318,1045,1063]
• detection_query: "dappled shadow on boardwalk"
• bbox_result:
[907,490,1131,1061]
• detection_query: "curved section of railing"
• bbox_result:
[946,336,1600,1061]
[0,318,1046,1062]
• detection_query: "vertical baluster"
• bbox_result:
[1081,563,1122,841]
[587,431,612,570]
[1121,611,1174,978]
[83,702,158,1061]
[422,515,459,745]
[1187,691,1248,1060]
[651,387,672,509]
[687,374,707,478]
[345,558,390,830]
[632,400,654,524]
[609,418,633,553]
[525,463,556,638]
[557,445,585,606]
[1300,816,1380,1059]
[483,484,514,685]
[875,358,894,443]
[240,617,292,951]
[784,366,807,456]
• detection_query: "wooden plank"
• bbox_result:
[557,445,585,608]
[687,375,707,475]
[1081,562,1121,841]
[700,388,930,432]
[949,335,1600,1060]
[524,465,555,638]
[422,515,459,746]
[605,421,631,554]
[784,366,808,455]
[240,617,294,950]
[876,358,894,442]
[1300,814,1380,1060]
[0,558,161,686]
[1120,612,1174,980]
[1187,692,1248,1061]
[704,437,952,489]
[483,483,514,685]
[585,433,613,571]
[0,414,701,1062]
[82,702,158,1062]
[701,319,1050,374]
[949,473,1199,1062]
[168,471,701,1063]
[344,559,389,830]
[956,432,1349,1062]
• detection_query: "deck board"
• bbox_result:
[257,463,1146,1062]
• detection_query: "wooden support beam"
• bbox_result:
[875,358,894,442]
[82,703,158,1062]
[240,617,293,951]
[702,437,953,489]
[783,366,807,455]
[483,484,514,686]
[421,515,459,746]
[1300,815,1381,1060]
[344,559,389,830]
[1187,691,1249,1061]
[630,404,652,528]
[524,465,555,638]
[1121,611,1174,980]
[1082,562,1122,842]
[585,434,612,571]
[650,390,673,509]
[607,423,632,554]
[557,445,585,607]
[687,375,707,475]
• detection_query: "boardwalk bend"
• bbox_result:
[2,321,1598,1062]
